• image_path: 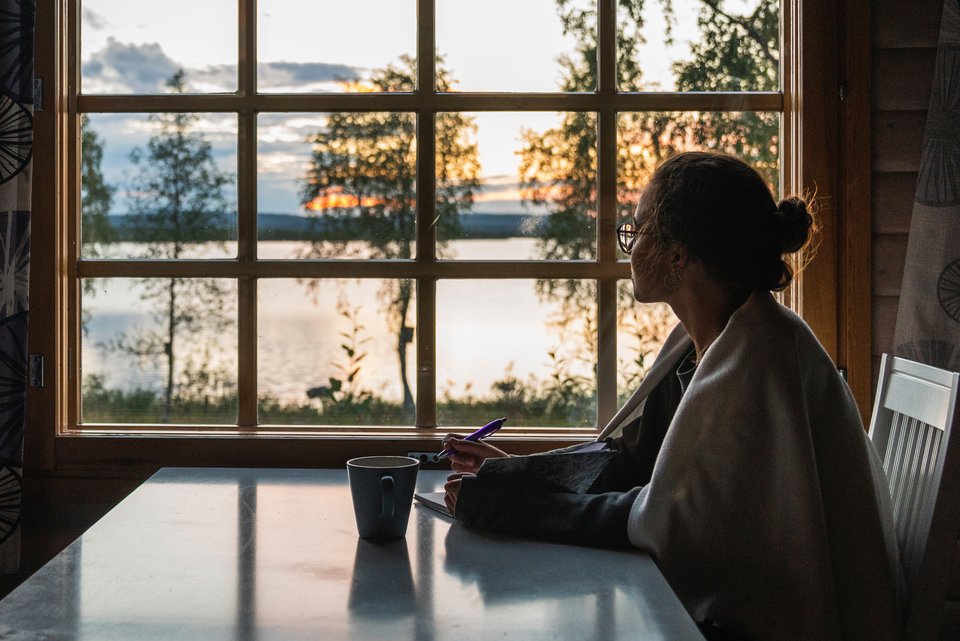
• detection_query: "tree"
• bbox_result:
[299,55,481,413]
[80,114,116,255]
[672,0,780,186]
[79,115,116,330]
[116,69,236,421]
[519,0,780,307]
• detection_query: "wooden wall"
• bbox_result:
[871,0,941,379]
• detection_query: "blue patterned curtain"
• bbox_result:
[894,0,960,369]
[0,0,34,574]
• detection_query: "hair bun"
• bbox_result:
[775,197,814,254]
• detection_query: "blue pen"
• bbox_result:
[438,417,507,460]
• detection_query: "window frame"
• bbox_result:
[26,0,859,470]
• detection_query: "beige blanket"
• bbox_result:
[603,292,904,641]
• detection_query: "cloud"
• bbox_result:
[82,8,108,31]
[82,38,180,93]
[82,38,363,94]
[256,62,362,91]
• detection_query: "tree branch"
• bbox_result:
[701,0,777,66]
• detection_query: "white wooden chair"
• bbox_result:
[869,353,960,641]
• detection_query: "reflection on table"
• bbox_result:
[0,468,704,641]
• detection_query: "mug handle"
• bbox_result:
[380,474,396,518]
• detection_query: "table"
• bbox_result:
[0,467,705,640]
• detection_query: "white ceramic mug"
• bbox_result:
[346,455,420,540]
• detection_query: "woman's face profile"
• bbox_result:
[629,192,668,303]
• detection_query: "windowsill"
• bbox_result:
[60,425,600,441]
[46,429,594,471]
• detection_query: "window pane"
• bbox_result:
[617,0,780,92]
[616,111,780,225]
[617,281,677,405]
[258,112,417,258]
[438,112,597,260]
[81,0,237,93]
[258,0,415,93]
[436,279,597,428]
[81,278,238,425]
[80,113,238,259]
[436,0,595,92]
[258,279,416,426]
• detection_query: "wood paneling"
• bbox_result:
[873,110,929,173]
[872,295,899,357]
[872,233,909,296]
[872,48,937,111]
[874,0,944,48]
[873,172,918,234]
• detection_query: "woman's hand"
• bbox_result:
[442,434,508,474]
[444,472,474,515]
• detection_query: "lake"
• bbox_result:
[81,239,674,406]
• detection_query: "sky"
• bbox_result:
[80,0,764,216]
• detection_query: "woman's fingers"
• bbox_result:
[442,432,463,446]
[444,437,508,459]
[444,474,473,515]
[450,457,479,474]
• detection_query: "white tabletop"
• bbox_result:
[0,467,705,640]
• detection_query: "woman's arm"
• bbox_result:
[452,470,643,548]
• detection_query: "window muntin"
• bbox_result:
[71,0,786,434]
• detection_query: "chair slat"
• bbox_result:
[870,353,960,641]
[885,372,951,429]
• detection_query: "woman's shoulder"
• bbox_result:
[714,291,837,378]
[733,291,821,346]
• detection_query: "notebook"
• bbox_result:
[414,491,453,517]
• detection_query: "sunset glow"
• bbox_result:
[303,187,385,211]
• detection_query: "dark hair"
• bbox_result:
[638,151,817,292]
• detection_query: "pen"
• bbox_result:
[438,417,507,460]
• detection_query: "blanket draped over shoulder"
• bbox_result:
[602,291,904,641]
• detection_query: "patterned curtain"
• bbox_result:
[894,0,960,370]
[0,0,34,574]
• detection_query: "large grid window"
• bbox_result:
[70,0,787,436]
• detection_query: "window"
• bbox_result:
[42,0,837,457]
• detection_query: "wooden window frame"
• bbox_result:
[26,0,866,471]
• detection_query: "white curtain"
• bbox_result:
[894,0,960,371]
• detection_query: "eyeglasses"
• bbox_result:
[616,222,645,253]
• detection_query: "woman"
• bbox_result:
[442,152,904,641]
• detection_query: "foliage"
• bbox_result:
[109,69,237,421]
[80,114,116,255]
[672,0,780,187]
[82,373,236,424]
[299,55,481,411]
[302,298,418,424]
[79,114,116,330]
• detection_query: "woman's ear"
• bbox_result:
[669,244,689,271]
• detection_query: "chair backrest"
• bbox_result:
[869,353,960,641]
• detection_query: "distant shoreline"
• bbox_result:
[104,212,548,242]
